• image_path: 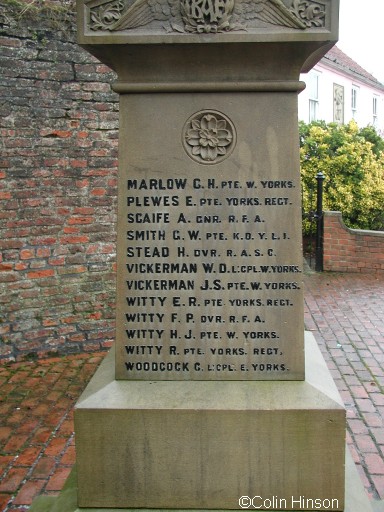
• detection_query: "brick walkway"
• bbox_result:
[304,271,384,503]
[0,270,384,511]
[0,353,107,512]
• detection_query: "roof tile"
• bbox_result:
[323,46,384,90]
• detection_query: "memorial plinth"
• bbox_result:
[75,333,345,509]
[75,1,345,510]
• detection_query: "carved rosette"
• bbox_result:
[182,111,236,165]
[289,0,325,27]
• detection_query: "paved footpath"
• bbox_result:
[0,353,106,512]
[0,270,384,511]
[304,270,384,505]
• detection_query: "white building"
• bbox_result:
[299,46,384,134]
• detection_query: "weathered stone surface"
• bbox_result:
[74,2,345,510]
[115,91,305,380]
[29,450,374,512]
[76,0,339,382]
[75,333,345,509]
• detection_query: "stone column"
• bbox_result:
[75,1,345,510]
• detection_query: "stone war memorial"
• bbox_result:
[29,0,373,511]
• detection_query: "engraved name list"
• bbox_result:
[116,173,304,381]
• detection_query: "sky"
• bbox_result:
[338,0,384,84]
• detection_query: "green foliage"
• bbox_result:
[358,125,384,157]
[300,121,384,234]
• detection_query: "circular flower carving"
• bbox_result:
[183,110,236,164]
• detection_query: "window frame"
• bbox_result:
[373,95,378,126]
[351,85,359,119]
[308,71,321,123]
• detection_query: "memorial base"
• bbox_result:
[70,333,346,511]
[28,451,374,512]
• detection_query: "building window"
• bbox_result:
[308,71,320,122]
[351,86,359,119]
[333,84,344,124]
[373,95,378,126]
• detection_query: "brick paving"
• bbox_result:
[304,271,384,502]
[0,270,383,510]
[0,352,107,511]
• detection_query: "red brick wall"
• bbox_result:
[323,212,384,273]
[0,3,118,361]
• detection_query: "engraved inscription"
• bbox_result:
[181,0,236,33]
[119,174,304,380]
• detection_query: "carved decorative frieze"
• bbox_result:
[180,0,237,34]
[87,0,325,33]
[288,0,325,27]
[90,0,126,30]
[182,110,236,164]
